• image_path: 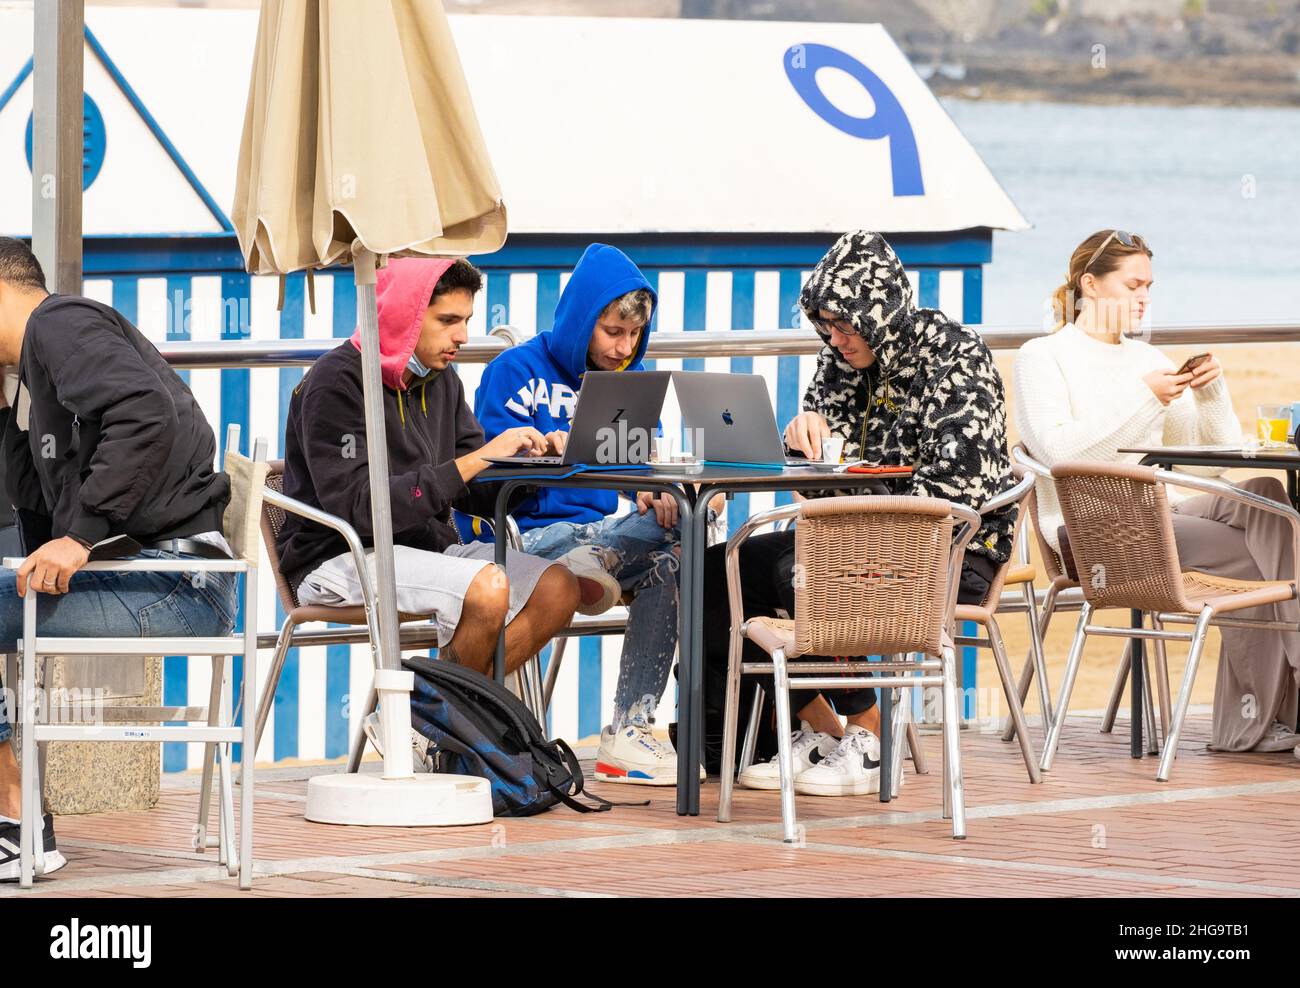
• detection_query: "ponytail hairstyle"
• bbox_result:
[1052,229,1152,330]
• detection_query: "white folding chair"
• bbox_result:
[10,425,266,888]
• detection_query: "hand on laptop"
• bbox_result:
[784,411,831,459]
[637,491,679,529]
[544,431,568,456]
[461,427,552,480]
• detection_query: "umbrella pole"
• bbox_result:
[303,249,492,827]
[353,248,413,781]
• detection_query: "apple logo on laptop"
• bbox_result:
[721,409,734,426]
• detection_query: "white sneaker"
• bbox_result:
[363,711,434,772]
[794,725,882,797]
[557,545,621,616]
[595,721,681,785]
[1254,720,1300,753]
[738,727,838,791]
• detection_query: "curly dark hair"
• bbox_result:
[431,258,483,300]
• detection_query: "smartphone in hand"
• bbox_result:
[1176,353,1211,376]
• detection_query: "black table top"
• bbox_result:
[477,463,914,487]
[1121,444,1300,467]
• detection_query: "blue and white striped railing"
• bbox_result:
[80,262,977,769]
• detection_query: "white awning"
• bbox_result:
[0,6,1028,238]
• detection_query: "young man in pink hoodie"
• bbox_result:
[277,258,584,695]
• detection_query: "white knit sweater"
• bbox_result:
[1014,323,1242,553]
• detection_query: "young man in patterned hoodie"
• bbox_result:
[702,230,1016,796]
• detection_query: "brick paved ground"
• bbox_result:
[8,711,1298,898]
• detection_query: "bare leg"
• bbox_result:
[846,705,882,736]
[796,695,882,738]
[797,695,843,737]
[499,566,580,676]
[440,564,510,671]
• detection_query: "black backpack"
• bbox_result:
[403,656,621,817]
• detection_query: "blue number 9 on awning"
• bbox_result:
[784,43,924,198]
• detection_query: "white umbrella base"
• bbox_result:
[304,773,493,827]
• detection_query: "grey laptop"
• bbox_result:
[485,370,671,468]
[672,371,806,468]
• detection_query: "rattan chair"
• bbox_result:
[716,495,981,842]
[1040,461,1300,781]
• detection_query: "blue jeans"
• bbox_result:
[0,550,239,742]
[521,509,680,731]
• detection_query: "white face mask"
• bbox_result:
[407,353,432,379]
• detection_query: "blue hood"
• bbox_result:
[541,243,656,384]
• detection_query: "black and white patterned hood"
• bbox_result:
[799,231,1015,563]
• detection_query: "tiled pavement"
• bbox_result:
[9,712,1300,898]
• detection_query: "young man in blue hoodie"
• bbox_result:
[475,244,692,786]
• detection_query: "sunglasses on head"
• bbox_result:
[1085,230,1146,271]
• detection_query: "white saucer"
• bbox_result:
[647,459,704,473]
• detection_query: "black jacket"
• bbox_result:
[2,294,229,550]
[277,343,507,592]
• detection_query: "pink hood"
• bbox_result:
[350,257,455,391]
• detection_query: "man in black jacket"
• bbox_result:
[0,237,237,879]
[277,257,581,682]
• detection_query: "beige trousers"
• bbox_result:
[1172,475,1300,751]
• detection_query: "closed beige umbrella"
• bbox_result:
[235,0,506,273]
[232,0,505,819]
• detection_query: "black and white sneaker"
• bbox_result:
[794,725,882,796]
[0,813,67,881]
[738,727,838,791]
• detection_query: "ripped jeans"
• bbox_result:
[521,508,680,732]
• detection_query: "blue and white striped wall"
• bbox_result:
[78,234,986,768]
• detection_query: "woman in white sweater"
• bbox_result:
[1015,229,1299,755]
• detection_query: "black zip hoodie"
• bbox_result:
[276,341,508,591]
[2,294,228,550]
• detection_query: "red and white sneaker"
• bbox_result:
[595,722,705,785]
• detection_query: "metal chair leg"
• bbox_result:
[542,636,567,712]
[907,651,930,775]
[905,722,928,775]
[879,685,893,803]
[1024,581,1054,726]
[738,684,764,773]
[19,640,39,888]
[986,616,1041,783]
[1041,602,1092,772]
[940,644,966,839]
[345,685,378,773]
[1003,582,1058,743]
[889,684,908,796]
[524,655,547,721]
[771,648,798,844]
[1143,650,1160,755]
[717,626,747,823]
[1151,614,1173,738]
[1157,607,1214,782]
[1100,641,1132,734]
[195,655,225,852]
[239,580,256,891]
[217,661,237,876]
[249,619,294,758]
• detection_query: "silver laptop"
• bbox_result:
[485,371,671,468]
[672,372,807,467]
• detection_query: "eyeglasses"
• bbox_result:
[1084,230,1145,272]
[810,314,855,336]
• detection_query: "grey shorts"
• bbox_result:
[297,543,560,647]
